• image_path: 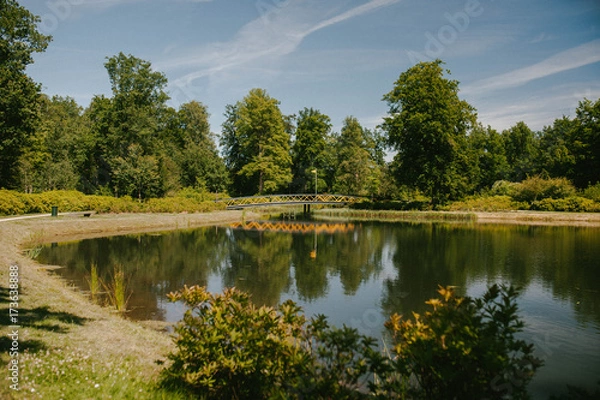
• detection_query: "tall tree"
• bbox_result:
[537,117,576,180]
[333,116,379,196]
[469,124,510,190]
[381,60,477,206]
[0,0,51,188]
[570,98,600,188]
[502,121,538,182]
[18,95,85,192]
[95,53,173,198]
[221,89,292,195]
[177,101,227,192]
[291,107,332,193]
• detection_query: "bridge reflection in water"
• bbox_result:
[229,220,355,234]
[229,220,355,259]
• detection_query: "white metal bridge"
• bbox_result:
[218,194,363,209]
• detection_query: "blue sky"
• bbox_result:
[21,0,600,135]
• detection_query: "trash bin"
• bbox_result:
[51,206,58,217]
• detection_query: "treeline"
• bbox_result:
[1,1,599,206]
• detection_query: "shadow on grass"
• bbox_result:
[0,285,90,339]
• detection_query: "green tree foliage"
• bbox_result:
[176,101,227,192]
[221,89,292,195]
[537,117,577,179]
[382,60,477,206]
[503,121,538,182]
[18,95,87,192]
[0,0,51,188]
[291,107,332,193]
[570,98,600,188]
[333,116,380,196]
[469,124,510,190]
[103,53,170,198]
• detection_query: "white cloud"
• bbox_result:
[475,82,600,131]
[162,0,401,87]
[463,39,600,95]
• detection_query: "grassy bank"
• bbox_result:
[0,211,249,399]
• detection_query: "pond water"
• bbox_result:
[38,219,600,399]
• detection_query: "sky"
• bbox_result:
[21,0,600,136]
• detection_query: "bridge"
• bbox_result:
[218,194,363,210]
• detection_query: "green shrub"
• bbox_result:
[144,197,225,213]
[160,286,376,399]
[0,190,226,215]
[582,182,600,202]
[379,285,543,400]
[446,195,524,211]
[531,196,600,212]
[512,176,576,203]
[490,180,520,197]
[0,190,27,215]
[160,285,542,399]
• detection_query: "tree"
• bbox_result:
[291,107,332,193]
[570,98,600,188]
[221,89,292,195]
[333,116,379,196]
[0,0,51,188]
[469,124,510,190]
[502,121,538,182]
[176,101,227,192]
[111,143,161,200]
[381,60,477,206]
[94,53,173,197]
[537,117,577,180]
[18,95,84,192]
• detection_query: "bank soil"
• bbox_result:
[0,210,598,397]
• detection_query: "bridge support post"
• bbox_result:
[303,204,311,216]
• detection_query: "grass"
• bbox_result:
[103,264,131,313]
[86,263,101,302]
[314,208,477,223]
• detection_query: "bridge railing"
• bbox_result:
[217,194,364,209]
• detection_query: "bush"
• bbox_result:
[160,286,376,399]
[531,196,600,212]
[379,285,543,400]
[582,183,600,203]
[160,285,542,399]
[512,176,576,203]
[490,180,520,197]
[446,195,525,211]
[0,190,27,215]
[0,190,225,215]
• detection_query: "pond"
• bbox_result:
[38,219,600,399]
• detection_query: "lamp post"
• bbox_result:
[311,169,317,197]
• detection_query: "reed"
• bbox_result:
[103,264,131,313]
[86,263,102,302]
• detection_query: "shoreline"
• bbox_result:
[1,210,599,397]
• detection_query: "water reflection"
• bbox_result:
[38,220,600,398]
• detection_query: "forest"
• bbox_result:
[2,0,599,209]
